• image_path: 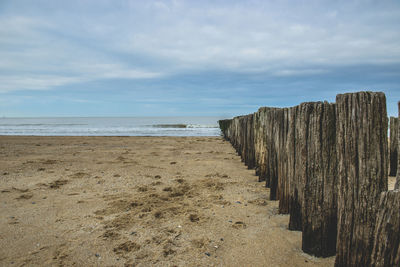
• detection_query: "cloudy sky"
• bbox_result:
[1,0,399,117]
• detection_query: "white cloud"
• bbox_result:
[0,65,163,93]
[0,14,164,92]
[272,69,329,77]
[1,0,400,92]
[0,75,83,93]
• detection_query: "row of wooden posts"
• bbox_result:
[218,91,399,267]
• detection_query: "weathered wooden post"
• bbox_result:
[278,108,291,214]
[269,108,284,200]
[253,108,268,182]
[289,103,313,231]
[301,101,337,257]
[370,101,400,266]
[389,116,398,176]
[335,92,388,267]
[370,190,400,267]
[238,116,245,158]
[280,107,296,215]
[232,117,241,155]
[264,108,277,190]
[396,102,400,190]
[253,107,280,194]
[244,114,256,169]
[218,119,232,140]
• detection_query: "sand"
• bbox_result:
[1,136,342,266]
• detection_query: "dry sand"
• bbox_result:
[0,135,354,266]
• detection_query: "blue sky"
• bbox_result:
[0,0,399,117]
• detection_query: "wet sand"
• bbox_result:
[1,136,339,266]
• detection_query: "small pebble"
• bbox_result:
[220,238,224,241]
[235,201,242,204]
[205,252,211,256]
[228,220,232,223]
[130,231,137,235]
[95,253,100,257]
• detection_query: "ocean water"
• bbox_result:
[0,117,225,136]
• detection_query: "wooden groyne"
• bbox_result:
[219,91,399,265]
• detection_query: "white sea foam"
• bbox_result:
[0,117,225,136]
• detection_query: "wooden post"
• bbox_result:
[396,102,400,190]
[301,101,337,257]
[244,114,256,169]
[278,108,291,214]
[253,107,282,195]
[389,116,398,176]
[289,103,312,231]
[269,108,284,200]
[370,190,400,267]
[254,108,268,182]
[218,119,232,140]
[335,92,388,267]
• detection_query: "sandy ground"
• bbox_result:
[1,136,392,266]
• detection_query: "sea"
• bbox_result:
[0,117,225,136]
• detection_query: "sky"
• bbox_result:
[0,0,399,117]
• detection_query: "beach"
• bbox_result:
[0,136,343,266]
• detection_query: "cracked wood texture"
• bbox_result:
[268,108,285,200]
[370,190,400,267]
[389,116,398,176]
[335,92,388,267]
[253,108,268,182]
[396,102,400,190]
[253,107,283,199]
[301,101,337,257]
[277,108,291,214]
[258,107,278,191]
[288,103,312,231]
[243,114,255,169]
